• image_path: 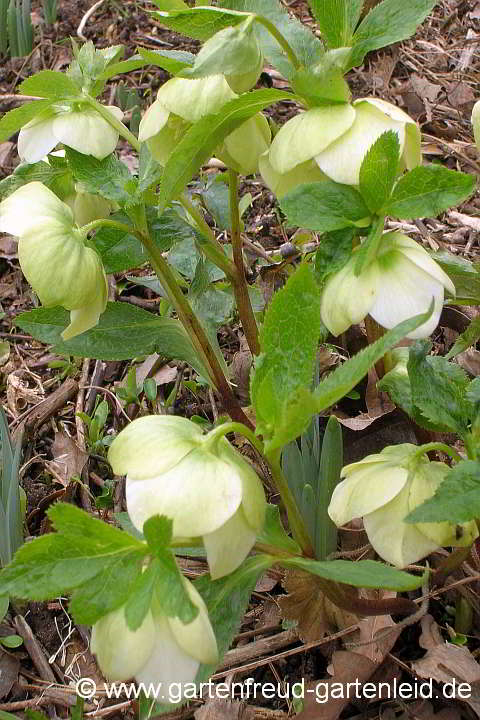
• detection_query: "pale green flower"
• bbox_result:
[91,577,218,702]
[108,416,267,579]
[18,105,124,163]
[0,182,107,340]
[261,98,420,191]
[328,444,478,568]
[320,232,455,338]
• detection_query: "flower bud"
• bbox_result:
[182,18,264,94]
[328,444,478,567]
[18,105,124,164]
[262,98,421,191]
[91,577,218,701]
[0,182,108,340]
[320,232,455,338]
[108,416,267,579]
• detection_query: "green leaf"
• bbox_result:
[308,0,350,48]
[434,251,480,305]
[124,560,158,631]
[65,148,134,204]
[359,130,400,213]
[138,143,163,193]
[218,0,323,79]
[0,503,147,602]
[158,89,293,213]
[18,70,81,99]
[316,415,342,559]
[0,595,8,622]
[383,165,475,220]
[315,228,353,285]
[0,159,73,201]
[151,6,249,41]
[68,552,144,624]
[257,504,301,554]
[0,99,53,142]
[407,460,480,524]
[0,634,22,648]
[280,181,371,232]
[314,305,434,413]
[349,0,437,69]
[408,341,470,436]
[98,55,148,83]
[283,557,424,591]
[445,317,480,360]
[15,303,210,379]
[251,264,322,448]
[94,209,192,273]
[143,516,198,624]
[195,555,272,682]
[137,48,195,75]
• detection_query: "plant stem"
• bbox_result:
[253,14,301,70]
[84,94,141,152]
[267,451,315,557]
[202,421,264,455]
[137,228,254,429]
[414,442,463,463]
[228,169,260,355]
[80,218,132,236]
[365,315,385,378]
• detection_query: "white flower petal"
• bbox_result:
[320,255,379,336]
[53,108,121,159]
[135,613,199,702]
[369,250,445,338]
[18,114,58,163]
[157,76,236,123]
[168,580,218,663]
[316,101,406,185]
[203,507,257,579]
[269,105,355,174]
[217,440,266,532]
[363,482,439,567]
[62,265,108,340]
[91,607,156,682]
[126,448,243,537]
[218,113,271,175]
[328,464,409,527]
[382,233,455,295]
[138,101,170,142]
[0,181,73,236]
[259,152,327,198]
[108,416,203,480]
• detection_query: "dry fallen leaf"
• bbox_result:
[0,649,20,699]
[335,369,395,431]
[49,430,89,486]
[279,570,358,643]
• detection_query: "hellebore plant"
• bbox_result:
[1,0,479,708]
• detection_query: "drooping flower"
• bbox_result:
[91,578,218,703]
[0,182,108,340]
[472,100,480,152]
[108,416,267,579]
[320,232,455,338]
[261,98,420,192]
[18,104,124,163]
[328,444,478,568]
[138,76,270,174]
